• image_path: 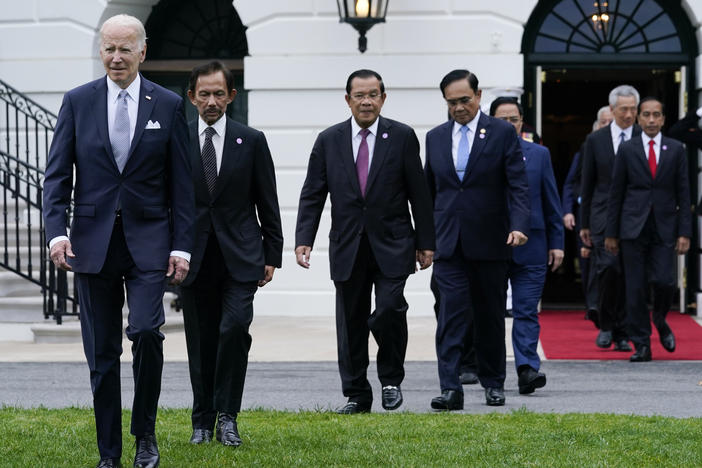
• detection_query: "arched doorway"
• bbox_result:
[521,0,699,310]
[141,0,249,124]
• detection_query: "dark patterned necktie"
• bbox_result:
[201,126,218,194]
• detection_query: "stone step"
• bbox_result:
[0,246,50,274]
[0,222,44,247]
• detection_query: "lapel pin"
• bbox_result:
[662,145,667,151]
[236,138,243,144]
[145,95,151,100]
[382,132,388,139]
[479,134,486,139]
[480,128,486,134]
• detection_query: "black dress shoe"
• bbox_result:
[216,413,243,446]
[381,385,403,410]
[134,434,159,468]
[613,339,632,351]
[596,330,613,348]
[189,428,213,444]
[430,390,464,411]
[485,387,505,406]
[96,459,121,468]
[660,331,676,352]
[630,345,652,362]
[518,367,546,395]
[459,370,479,385]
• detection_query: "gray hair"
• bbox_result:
[596,105,610,121]
[608,85,640,108]
[592,120,600,132]
[100,14,147,48]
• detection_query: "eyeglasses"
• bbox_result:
[445,96,472,107]
[349,92,382,102]
[497,116,522,123]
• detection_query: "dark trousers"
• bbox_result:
[181,233,257,429]
[434,246,508,391]
[334,235,409,404]
[590,234,627,340]
[430,272,476,374]
[620,214,675,348]
[75,220,166,460]
[509,262,547,372]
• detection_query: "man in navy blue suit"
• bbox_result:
[425,70,530,409]
[43,14,193,468]
[491,97,563,394]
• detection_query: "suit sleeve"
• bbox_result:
[252,130,284,267]
[424,135,436,203]
[579,134,596,230]
[540,147,564,250]
[167,98,195,254]
[669,112,702,149]
[295,134,328,248]
[504,130,530,235]
[604,144,627,238]
[43,93,76,243]
[402,128,435,251]
[674,144,692,238]
[561,152,579,215]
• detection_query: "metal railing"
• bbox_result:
[0,78,77,324]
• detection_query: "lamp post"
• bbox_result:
[336,0,389,53]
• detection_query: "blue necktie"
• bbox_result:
[618,131,626,149]
[456,125,469,181]
[111,90,130,173]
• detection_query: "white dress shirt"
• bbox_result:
[197,115,227,174]
[451,110,480,166]
[351,117,379,166]
[610,121,634,154]
[641,132,662,165]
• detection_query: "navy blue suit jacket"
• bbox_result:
[512,139,564,265]
[43,75,194,273]
[424,113,530,261]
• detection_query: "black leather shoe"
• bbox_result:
[660,331,676,352]
[459,370,479,385]
[336,401,371,414]
[96,459,121,468]
[216,413,243,447]
[430,390,464,411]
[189,428,213,444]
[518,367,546,395]
[381,385,403,410]
[596,330,613,348]
[134,434,159,468]
[613,339,632,351]
[485,387,505,406]
[630,345,652,362]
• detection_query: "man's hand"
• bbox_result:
[548,249,564,272]
[49,240,75,271]
[295,245,312,268]
[416,250,434,270]
[563,213,576,230]
[259,265,276,287]
[676,236,690,255]
[506,231,528,247]
[604,237,619,255]
[167,256,189,285]
[579,228,592,247]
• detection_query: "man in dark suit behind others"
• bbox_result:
[43,14,193,468]
[580,85,641,352]
[180,61,283,447]
[605,97,691,362]
[425,70,530,409]
[295,69,435,414]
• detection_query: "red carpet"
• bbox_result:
[539,310,702,360]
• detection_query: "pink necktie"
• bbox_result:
[357,128,370,196]
[648,140,657,178]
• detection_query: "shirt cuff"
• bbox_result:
[49,236,69,249]
[170,250,191,262]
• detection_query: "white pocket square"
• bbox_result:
[145,120,161,129]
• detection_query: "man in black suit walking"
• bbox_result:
[605,97,691,361]
[295,69,435,414]
[580,85,641,352]
[181,61,283,446]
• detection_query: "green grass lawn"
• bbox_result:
[1,407,701,467]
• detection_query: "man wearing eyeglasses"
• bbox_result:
[295,69,435,414]
[425,70,530,409]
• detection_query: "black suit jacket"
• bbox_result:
[580,123,642,236]
[295,116,435,282]
[605,135,691,242]
[183,117,283,285]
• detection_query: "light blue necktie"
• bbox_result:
[456,125,469,181]
[111,90,130,173]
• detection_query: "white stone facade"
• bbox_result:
[0,0,701,316]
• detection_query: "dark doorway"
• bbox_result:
[540,66,681,307]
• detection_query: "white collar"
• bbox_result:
[610,120,633,138]
[642,132,662,148]
[106,74,141,102]
[351,116,380,137]
[452,110,481,136]
[198,114,227,137]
